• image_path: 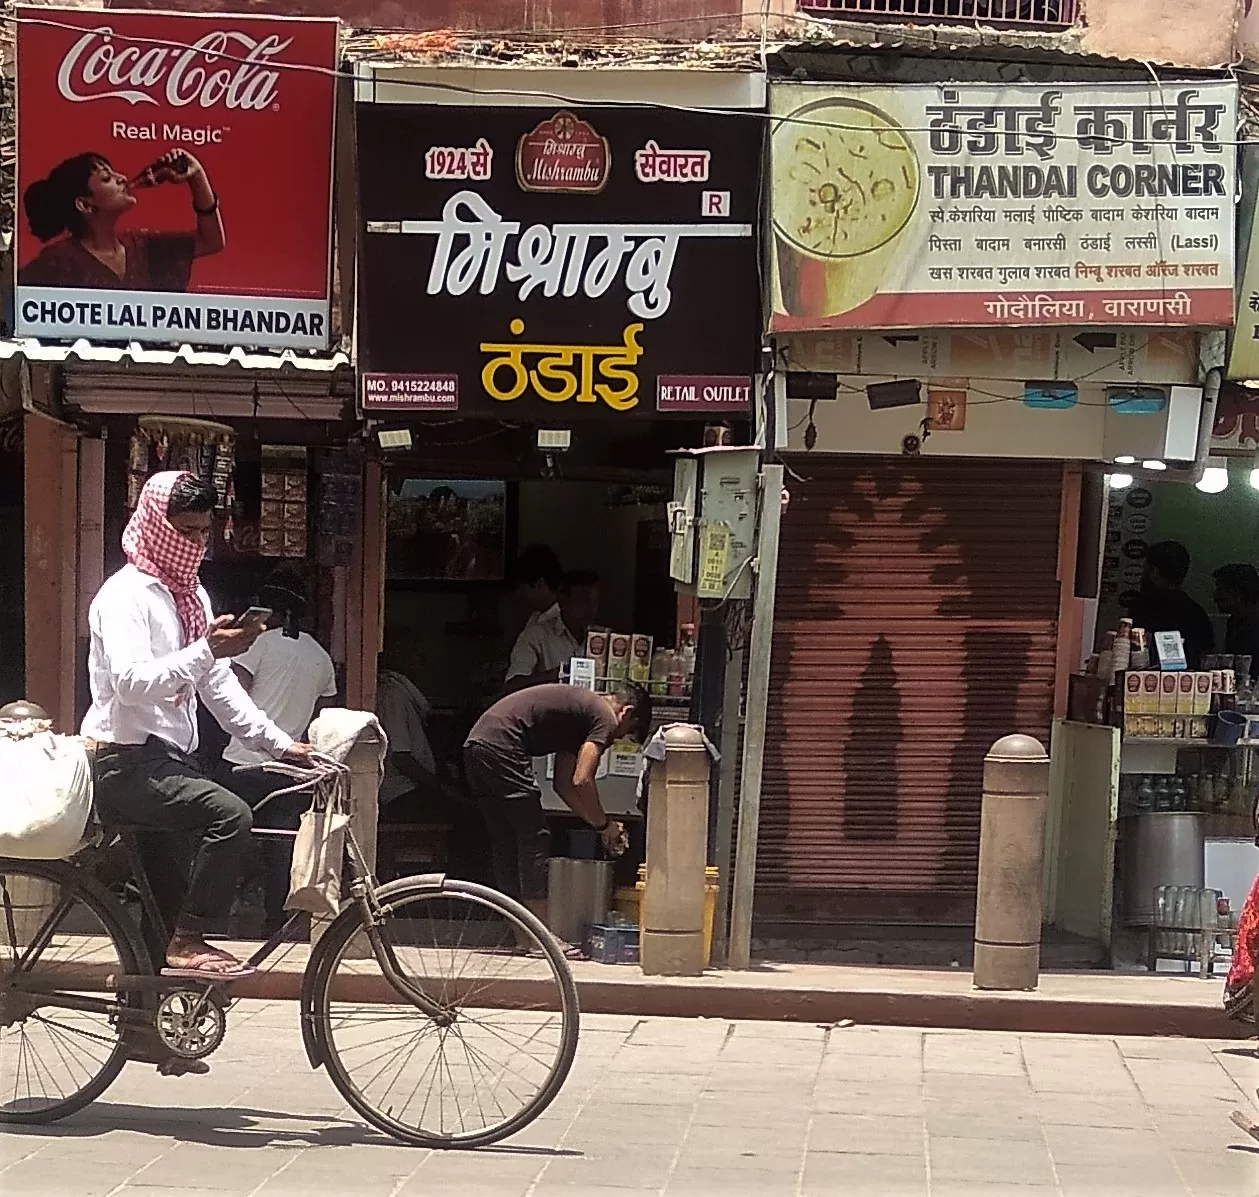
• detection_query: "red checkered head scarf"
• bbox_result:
[122,471,209,646]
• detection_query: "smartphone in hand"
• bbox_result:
[232,606,273,629]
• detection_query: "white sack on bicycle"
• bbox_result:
[0,726,92,859]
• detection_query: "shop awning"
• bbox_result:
[0,337,348,374]
[0,338,352,421]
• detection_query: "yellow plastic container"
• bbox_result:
[612,886,640,922]
[636,865,720,968]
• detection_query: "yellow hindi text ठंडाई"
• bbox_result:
[479,318,645,411]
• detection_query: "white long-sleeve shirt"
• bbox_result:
[81,563,294,758]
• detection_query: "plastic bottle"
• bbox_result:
[678,623,697,683]
[1113,619,1132,674]
[649,648,671,697]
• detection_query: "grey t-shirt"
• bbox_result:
[467,684,617,761]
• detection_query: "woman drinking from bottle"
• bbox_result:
[18,148,225,291]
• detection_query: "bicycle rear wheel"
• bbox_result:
[0,858,147,1122]
[311,877,579,1148]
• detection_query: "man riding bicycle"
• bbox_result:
[82,472,309,986]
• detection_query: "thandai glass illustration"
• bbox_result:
[773,97,921,320]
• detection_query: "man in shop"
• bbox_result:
[376,645,440,807]
[1214,563,1259,681]
[505,569,601,692]
[463,680,652,953]
[1126,540,1214,669]
[216,570,338,936]
[83,473,310,1000]
[511,543,564,621]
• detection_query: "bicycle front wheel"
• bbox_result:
[312,877,579,1148]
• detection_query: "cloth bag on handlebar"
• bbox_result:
[0,723,92,859]
[287,773,350,918]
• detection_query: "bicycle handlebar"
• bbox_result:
[231,752,348,780]
[232,753,350,813]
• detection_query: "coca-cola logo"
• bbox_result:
[56,26,293,111]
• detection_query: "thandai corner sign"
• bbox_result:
[770,81,1238,332]
[357,103,761,418]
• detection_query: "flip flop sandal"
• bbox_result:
[1231,1109,1259,1144]
[161,952,256,981]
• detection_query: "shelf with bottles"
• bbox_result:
[1082,610,1259,743]
[567,622,698,703]
[1119,751,1258,820]
[558,669,694,705]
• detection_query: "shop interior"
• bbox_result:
[370,417,729,899]
[1087,457,1259,964]
[83,414,362,720]
[73,412,731,933]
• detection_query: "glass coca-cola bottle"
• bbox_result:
[130,151,191,189]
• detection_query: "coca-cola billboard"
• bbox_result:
[15,7,337,350]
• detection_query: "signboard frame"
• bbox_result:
[769,81,1238,332]
[15,6,339,350]
[356,101,762,419]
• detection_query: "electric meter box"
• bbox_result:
[668,446,759,601]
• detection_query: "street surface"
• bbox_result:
[0,1001,1254,1197]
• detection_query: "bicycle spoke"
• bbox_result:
[456,1010,560,1074]
[31,1015,109,1084]
[451,1021,496,1129]
[339,1020,442,1083]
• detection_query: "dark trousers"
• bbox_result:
[463,742,550,901]
[216,761,309,929]
[93,738,253,965]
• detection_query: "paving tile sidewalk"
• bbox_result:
[1,1003,1255,1197]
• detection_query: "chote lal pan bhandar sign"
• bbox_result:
[356,104,761,417]
[769,81,1238,331]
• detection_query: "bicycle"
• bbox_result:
[0,755,580,1147]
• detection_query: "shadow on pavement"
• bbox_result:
[4,1103,581,1156]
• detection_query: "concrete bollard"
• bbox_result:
[311,726,382,955]
[973,733,1050,991]
[345,730,382,881]
[640,725,711,976]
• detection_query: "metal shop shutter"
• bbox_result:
[758,458,1063,926]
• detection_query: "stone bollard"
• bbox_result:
[640,725,711,976]
[973,733,1050,991]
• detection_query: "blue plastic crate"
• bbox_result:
[586,922,640,965]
